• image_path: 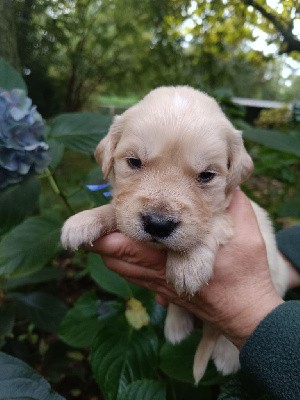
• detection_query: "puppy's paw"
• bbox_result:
[61,209,106,250]
[164,304,194,344]
[166,246,215,295]
[212,335,240,375]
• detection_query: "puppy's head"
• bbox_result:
[95,86,253,250]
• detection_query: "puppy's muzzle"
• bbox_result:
[141,212,179,238]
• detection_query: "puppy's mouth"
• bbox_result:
[117,210,186,249]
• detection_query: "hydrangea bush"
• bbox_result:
[0,88,50,189]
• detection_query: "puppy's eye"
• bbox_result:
[126,157,142,169]
[197,171,216,183]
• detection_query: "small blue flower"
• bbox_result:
[0,89,50,189]
[86,182,112,198]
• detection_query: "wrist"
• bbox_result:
[224,292,284,350]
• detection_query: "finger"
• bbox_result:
[227,189,262,240]
[102,255,165,281]
[227,189,252,218]
[99,258,178,301]
[128,276,179,302]
[90,232,166,269]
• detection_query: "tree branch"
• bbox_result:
[241,0,300,54]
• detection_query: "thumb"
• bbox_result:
[227,189,262,241]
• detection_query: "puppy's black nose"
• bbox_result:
[141,213,179,238]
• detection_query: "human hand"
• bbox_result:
[90,189,284,349]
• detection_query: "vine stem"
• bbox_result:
[44,167,75,215]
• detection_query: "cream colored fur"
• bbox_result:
[61,86,289,383]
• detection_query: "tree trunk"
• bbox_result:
[0,0,20,70]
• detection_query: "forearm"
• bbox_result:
[240,301,300,399]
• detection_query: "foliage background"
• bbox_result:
[0,1,300,399]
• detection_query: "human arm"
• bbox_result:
[89,190,300,398]
[239,225,300,399]
[89,189,299,348]
[239,300,300,399]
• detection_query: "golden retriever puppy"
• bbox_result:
[61,86,289,383]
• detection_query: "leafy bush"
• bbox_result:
[0,58,299,399]
[254,106,292,129]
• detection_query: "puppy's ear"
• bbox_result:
[94,115,123,178]
[227,130,253,192]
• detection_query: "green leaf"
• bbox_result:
[87,253,133,298]
[48,139,65,170]
[0,57,27,92]
[0,352,65,399]
[58,292,120,348]
[2,267,65,291]
[278,190,300,218]
[48,112,112,154]
[218,376,244,400]
[91,316,159,400]
[0,177,40,233]
[12,291,67,333]
[0,304,15,337]
[85,166,104,183]
[0,214,63,278]
[238,122,300,157]
[160,331,200,384]
[85,167,109,206]
[160,330,224,386]
[118,379,166,400]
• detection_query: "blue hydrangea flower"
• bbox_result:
[0,89,50,189]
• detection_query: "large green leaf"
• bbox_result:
[278,189,300,218]
[91,316,159,400]
[0,304,15,337]
[12,291,67,332]
[58,292,120,348]
[118,379,166,400]
[0,177,40,233]
[58,292,100,347]
[160,330,200,384]
[0,352,65,399]
[0,214,63,278]
[160,330,224,386]
[0,57,27,92]
[48,139,65,170]
[2,267,65,291]
[237,121,300,157]
[87,253,133,298]
[48,112,112,153]
[85,167,109,207]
